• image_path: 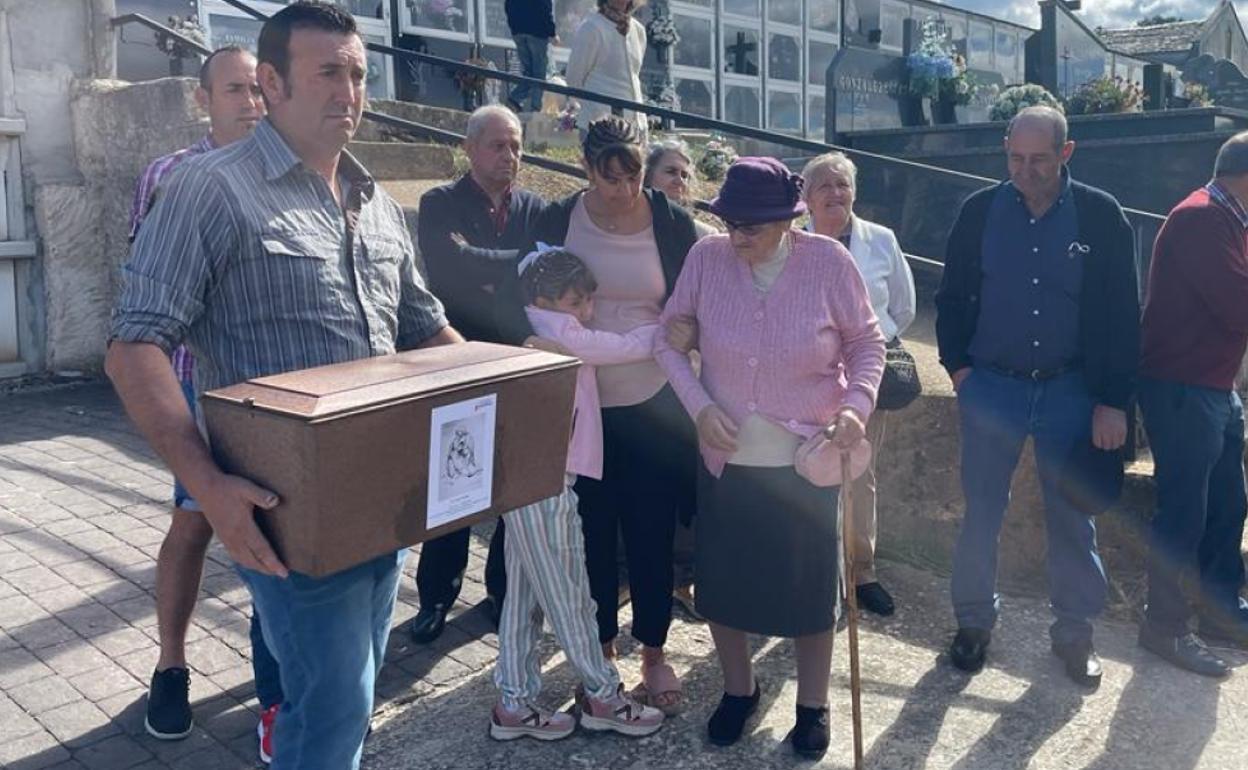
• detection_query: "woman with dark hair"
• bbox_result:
[655,157,885,758]
[497,115,699,714]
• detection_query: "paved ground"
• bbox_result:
[1,382,1246,770]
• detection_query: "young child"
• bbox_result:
[490,244,665,741]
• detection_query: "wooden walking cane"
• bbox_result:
[837,442,866,770]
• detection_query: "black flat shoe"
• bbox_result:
[788,704,830,759]
[707,680,760,746]
[856,582,896,616]
[1138,627,1230,678]
[949,627,991,673]
[1051,639,1103,689]
[409,604,449,644]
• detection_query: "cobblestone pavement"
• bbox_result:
[2,382,1247,770]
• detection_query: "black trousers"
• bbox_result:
[415,521,507,608]
[574,384,697,647]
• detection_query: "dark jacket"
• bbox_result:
[935,179,1140,409]
[494,188,700,344]
[505,0,557,39]
[418,175,546,343]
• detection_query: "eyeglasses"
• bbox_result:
[721,220,767,237]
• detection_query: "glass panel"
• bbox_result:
[844,0,881,48]
[208,13,261,51]
[808,95,827,138]
[555,0,597,46]
[723,26,760,76]
[675,78,715,117]
[879,0,907,51]
[724,0,760,18]
[363,33,389,99]
[673,14,713,70]
[769,0,801,26]
[768,90,802,132]
[809,0,840,34]
[333,1,386,19]
[483,0,510,40]
[1053,6,1107,97]
[808,40,838,86]
[725,84,761,126]
[769,34,801,82]
[406,0,470,34]
[673,0,713,8]
[995,29,1019,81]
[969,21,992,69]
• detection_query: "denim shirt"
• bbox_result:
[969,171,1082,373]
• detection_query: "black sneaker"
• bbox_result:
[707,680,761,746]
[145,667,193,740]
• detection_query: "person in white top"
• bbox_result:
[565,0,648,141]
[644,138,718,240]
[802,151,917,618]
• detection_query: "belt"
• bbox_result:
[981,361,1082,382]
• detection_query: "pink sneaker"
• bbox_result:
[579,684,664,737]
[489,702,576,741]
[257,703,279,765]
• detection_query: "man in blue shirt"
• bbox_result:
[936,106,1139,688]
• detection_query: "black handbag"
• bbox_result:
[876,340,922,411]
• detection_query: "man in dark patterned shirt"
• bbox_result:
[108,5,459,768]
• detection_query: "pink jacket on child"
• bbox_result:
[524,306,658,480]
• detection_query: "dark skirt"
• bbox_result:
[695,463,840,637]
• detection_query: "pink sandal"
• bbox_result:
[629,661,684,716]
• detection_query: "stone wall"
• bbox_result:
[39,77,203,372]
[2,0,117,374]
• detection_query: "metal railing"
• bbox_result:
[115,3,1166,272]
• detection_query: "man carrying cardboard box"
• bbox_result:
[106,4,461,769]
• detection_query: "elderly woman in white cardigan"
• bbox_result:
[802,151,917,617]
[565,0,648,141]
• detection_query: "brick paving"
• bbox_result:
[0,382,502,769]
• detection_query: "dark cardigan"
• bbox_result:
[935,179,1140,409]
[494,188,700,344]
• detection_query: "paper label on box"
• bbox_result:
[427,393,497,529]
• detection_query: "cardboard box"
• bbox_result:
[201,342,579,577]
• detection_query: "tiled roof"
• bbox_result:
[1098,20,1204,55]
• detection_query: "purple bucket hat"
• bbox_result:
[707,156,807,225]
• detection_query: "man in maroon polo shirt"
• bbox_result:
[1137,131,1248,678]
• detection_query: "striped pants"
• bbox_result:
[494,484,619,708]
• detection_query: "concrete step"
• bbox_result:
[348,141,455,181]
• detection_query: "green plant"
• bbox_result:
[1064,76,1145,115]
[989,84,1063,121]
[696,139,738,182]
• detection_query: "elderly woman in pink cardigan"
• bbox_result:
[654,157,885,759]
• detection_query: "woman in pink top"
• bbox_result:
[495,117,700,714]
[655,157,885,759]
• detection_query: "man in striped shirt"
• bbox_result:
[126,45,283,758]
[108,5,459,768]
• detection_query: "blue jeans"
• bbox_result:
[237,551,406,770]
[173,379,199,511]
[951,368,1107,645]
[1139,379,1247,636]
[510,33,550,111]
